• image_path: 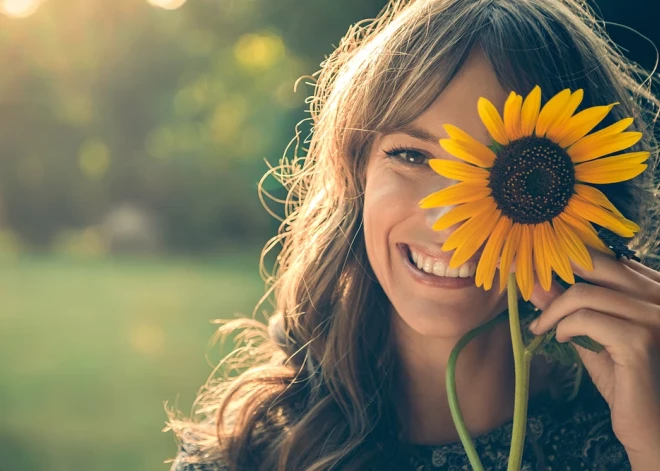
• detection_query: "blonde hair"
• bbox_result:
[167,1,660,469]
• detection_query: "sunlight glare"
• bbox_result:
[146,0,188,10]
[0,0,42,18]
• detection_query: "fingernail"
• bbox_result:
[529,319,539,332]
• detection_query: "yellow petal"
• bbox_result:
[533,223,552,292]
[503,92,523,141]
[570,193,640,234]
[568,130,643,163]
[429,159,491,182]
[546,89,584,142]
[520,85,541,137]
[552,216,594,271]
[574,184,624,218]
[439,138,496,168]
[558,211,613,255]
[448,207,501,268]
[476,216,512,290]
[535,88,571,137]
[441,200,497,251]
[574,152,649,183]
[432,198,494,231]
[576,164,647,185]
[566,195,638,238]
[557,107,622,148]
[419,181,491,208]
[515,224,535,301]
[499,223,522,292]
[442,124,497,167]
[544,222,575,285]
[478,97,509,145]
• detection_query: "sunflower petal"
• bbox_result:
[552,216,594,271]
[533,223,552,292]
[442,204,492,254]
[535,88,571,137]
[575,152,649,183]
[504,92,523,141]
[544,222,575,284]
[419,181,491,208]
[546,89,584,142]
[429,159,491,182]
[520,86,541,137]
[441,200,497,251]
[573,184,624,218]
[576,164,647,184]
[557,107,622,148]
[448,208,501,268]
[568,130,643,163]
[515,224,535,301]
[558,211,613,255]
[570,193,640,234]
[499,223,522,292]
[478,97,509,145]
[439,137,496,168]
[566,195,638,238]
[476,216,512,290]
[432,198,494,231]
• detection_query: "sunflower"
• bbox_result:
[419,86,648,301]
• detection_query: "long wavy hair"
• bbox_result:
[166,0,660,469]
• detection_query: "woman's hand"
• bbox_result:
[527,250,660,467]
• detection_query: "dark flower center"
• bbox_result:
[488,136,575,224]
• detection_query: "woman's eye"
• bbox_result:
[384,147,429,166]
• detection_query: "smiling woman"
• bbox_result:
[166,0,660,470]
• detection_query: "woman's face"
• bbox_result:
[363,49,511,338]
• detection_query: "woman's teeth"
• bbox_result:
[410,247,476,278]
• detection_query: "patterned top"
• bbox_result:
[170,380,630,471]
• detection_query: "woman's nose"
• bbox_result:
[424,204,457,231]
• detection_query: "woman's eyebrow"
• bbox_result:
[389,124,441,144]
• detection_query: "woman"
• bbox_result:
[166,0,660,469]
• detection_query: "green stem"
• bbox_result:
[446,309,509,471]
[507,273,533,471]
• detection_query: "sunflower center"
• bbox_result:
[488,136,575,225]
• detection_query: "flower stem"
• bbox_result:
[507,273,532,471]
[446,309,509,471]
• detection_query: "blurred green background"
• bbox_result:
[0,0,656,470]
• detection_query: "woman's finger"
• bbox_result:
[529,278,564,311]
[530,282,660,335]
[569,249,660,305]
[554,308,657,358]
[621,258,660,284]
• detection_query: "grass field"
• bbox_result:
[0,253,266,471]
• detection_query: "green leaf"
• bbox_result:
[538,329,583,366]
[570,335,605,353]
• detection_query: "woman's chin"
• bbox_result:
[392,302,505,339]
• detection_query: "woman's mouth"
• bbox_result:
[397,243,478,289]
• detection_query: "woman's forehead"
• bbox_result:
[407,48,509,143]
[386,47,508,144]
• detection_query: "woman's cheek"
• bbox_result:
[363,169,432,280]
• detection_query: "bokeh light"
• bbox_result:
[234,33,286,71]
[78,139,111,180]
[0,0,42,18]
[146,0,187,10]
